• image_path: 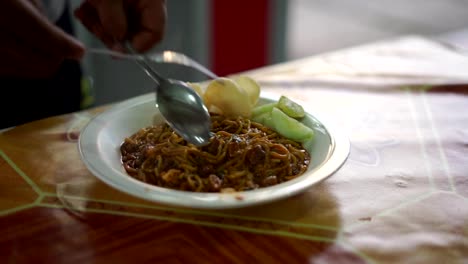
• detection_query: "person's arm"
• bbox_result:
[74,0,167,53]
[0,0,85,78]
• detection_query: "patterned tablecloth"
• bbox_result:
[1,36,467,263]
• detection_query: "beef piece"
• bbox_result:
[262,175,278,187]
[246,145,266,165]
[199,164,215,177]
[208,174,222,192]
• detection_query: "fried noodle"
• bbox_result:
[120,114,310,192]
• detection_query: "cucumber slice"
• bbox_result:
[271,107,314,142]
[251,112,270,124]
[252,102,277,117]
[252,111,275,129]
[277,96,305,119]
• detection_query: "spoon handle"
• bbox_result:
[86,48,218,80]
[123,42,164,86]
[87,48,138,60]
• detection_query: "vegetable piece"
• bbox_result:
[251,102,277,117]
[277,96,305,119]
[270,107,314,142]
[252,111,272,126]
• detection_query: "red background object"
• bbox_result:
[211,0,270,76]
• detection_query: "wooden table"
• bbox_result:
[1,36,468,263]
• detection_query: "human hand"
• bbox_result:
[74,0,167,53]
[0,0,85,78]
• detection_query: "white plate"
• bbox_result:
[79,92,349,209]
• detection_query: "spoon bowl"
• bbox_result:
[156,78,212,146]
[123,42,212,146]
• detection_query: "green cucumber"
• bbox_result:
[252,112,270,124]
[277,96,305,119]
[271,107,314,142]
[252,102,277,117]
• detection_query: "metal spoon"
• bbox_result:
[87,48,218,79]
[123,42,212,146]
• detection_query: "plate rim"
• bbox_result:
[78,92,350,209]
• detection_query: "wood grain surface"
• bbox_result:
[0,208,363,264]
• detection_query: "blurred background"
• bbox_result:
[70,0,468,108]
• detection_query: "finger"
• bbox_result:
[74,2,116,48]
[131,31,162,53]
[129,0,166,52]
[86,0,127,41]
[0,0,85,60]
[55,29,86,60]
